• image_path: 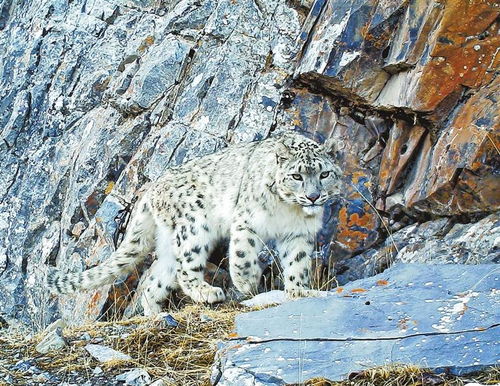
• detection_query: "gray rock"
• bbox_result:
[155,312,179,328]
[148,380,166,386]
[0,0,304,329]
[33,372,59,383]
[92,366,103,375]
[335,213,499,285]
[295,0,399,102]
[108,36,193,113]
[395,214,499,265]
[33,318,67,355]
[149,377,175,386]
[115,368,151,385]
[85,344,131,363]
[214,264,500,384]
[42,318,67,336]
[11,359,40,373]
[35,327,67,354]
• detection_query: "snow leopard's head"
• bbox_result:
[274,132,342,215]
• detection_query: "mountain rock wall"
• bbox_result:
[0,0,498,329]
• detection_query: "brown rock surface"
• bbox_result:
[405,77,500,214]
[295,0,499,218]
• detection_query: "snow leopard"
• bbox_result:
[47,131,342,315]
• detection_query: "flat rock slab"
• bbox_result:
[213,264,500,385]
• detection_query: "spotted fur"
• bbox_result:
[47,132,342,315]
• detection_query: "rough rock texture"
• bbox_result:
[0,0,306,327]
[290,0,499,257]
[335,212,500,285]
[0,0,498,329]
[213,264,500,384]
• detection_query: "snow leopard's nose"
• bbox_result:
[306,192,320,203]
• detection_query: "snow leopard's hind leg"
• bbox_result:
[139,224,179,315]
[47,201,156,294]
[173,195,226,304]
[228,221,262,296]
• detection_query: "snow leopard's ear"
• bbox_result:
[275,135,293,164]
[322,136,338,158]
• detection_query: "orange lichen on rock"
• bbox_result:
[351,171,368,185]
[336,228,371,250]
[104,181,115,195]
[137,35,155,53]
[347,210,375,228]
[351,288,367,293]
[415,1,499,111]
[336,207,377,251]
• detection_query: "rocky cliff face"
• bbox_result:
[0,0,498,329]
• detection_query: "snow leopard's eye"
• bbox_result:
[320,171,330,179]
[291,174,303,181]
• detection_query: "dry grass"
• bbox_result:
[305,365,500,386]
[0,302,246,385]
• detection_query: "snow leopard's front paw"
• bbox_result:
[285,287,318,299]
[232,277,259,297]
[142,301,162,317]
[191,284,226,304]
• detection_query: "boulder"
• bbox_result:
[213,264,500,384]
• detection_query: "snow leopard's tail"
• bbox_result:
[47,200,156,295]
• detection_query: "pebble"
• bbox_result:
[155,313,179,328]
[12,359,38,373]
[115,368,151,385]
[35,327,67,354]
[33,372,57,383]
[43,319,67,335]
[92,366,103,375]
[84,344,131,363]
